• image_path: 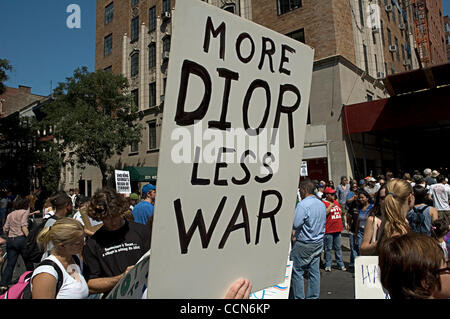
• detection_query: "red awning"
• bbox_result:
[343,62,450,135]
[342,85,450,135]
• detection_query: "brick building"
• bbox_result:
[444,15,450,61]
[0,85,45,118]
[411,0,447,66]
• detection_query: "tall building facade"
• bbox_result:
[443,15,450,61]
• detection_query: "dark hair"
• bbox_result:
[413,175,424,184]
[88,188,129,221]
[431,219,449,239]
[299,179,316,195]
[13,196,30,210]
[369,184,387,218]
[50,192,71,211]
[357,189,372,202]
[436,175,445,183]
[378,232,444,299]
[413,185,428,205]
[75,195,90,209]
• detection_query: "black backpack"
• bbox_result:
[407,205,429,235]
[23,215,57,263]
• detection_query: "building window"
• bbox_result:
[104,66,112,73]
[131,0,139,7]
[104,34,113,56]
[163,0,171,13]
[223,3,236,14]
[149,43,156,68]
[358,0,364,26]
[163,37,171,52]
[374,54,378,73]
[149,6,156,31]
[131,16,139,42]
[387,28,392,46]
[131,140,139,153]
[105,2,114,25]
[286,28,305,43]
[277,0,302,15]
[380,20,385,45]
[363,44,369,73]
[148,121,157,150]
[131,89,139,109]
[131,52,139,77]
[395,37,400,60]
[367,93,373,101]
[401,44,405,61]
[149,83,156,107]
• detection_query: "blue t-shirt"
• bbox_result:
[132,201,154,225]
[357,204,374,230]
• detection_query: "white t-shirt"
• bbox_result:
[429,183,450,211]
[31,254,89,299]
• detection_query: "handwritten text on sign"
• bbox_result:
[354,256,390,299]
[115,170,131,194]
[148,0,314,298]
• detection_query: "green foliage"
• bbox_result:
[0,58,13,95]
[40,67,143,186]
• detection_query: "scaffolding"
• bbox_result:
[413,0,430,66]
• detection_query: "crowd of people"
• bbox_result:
[290,168,450,299]
[0,185,251,299]
[0,166,448,299]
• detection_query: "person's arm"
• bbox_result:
[325,202,334,216]
[430,206,439,222]
[21,226,29,237]
[31,273,57,299]
[360,217,377,255]
[87,266,134,294]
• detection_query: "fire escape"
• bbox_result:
[413,0,430,66]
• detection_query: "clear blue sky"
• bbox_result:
[0,1,449,97]
[0,0,96,97]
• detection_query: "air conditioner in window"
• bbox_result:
[372,25,379,33]
[389,45,397,52]
[403,59,411,66]
[385,5,393,12]
[160,95,165,103]
[161,11,171,21]
[162,31,171,40]
[399,23,406,30]
[162,51,170,60]
[377,72,385,79]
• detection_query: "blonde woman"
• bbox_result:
[376,179,415,253]
[31,218,89,299]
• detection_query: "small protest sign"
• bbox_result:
[354,256,390,299]
[115,170,131,194]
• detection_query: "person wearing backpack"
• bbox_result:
[31,218,88,299]
[22,192,73,265]
[0,196,35,293]
[407,185,438,236]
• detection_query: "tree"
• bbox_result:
[0,59,12,95]
[40,67,143,187]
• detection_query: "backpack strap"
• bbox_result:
[37,260,64,297]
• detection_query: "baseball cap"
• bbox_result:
[142,184,156,195]
[324,187,336,194]
[367,177,376,182]
[130,193,139,200]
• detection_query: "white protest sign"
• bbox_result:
[106,251,150,299]
[148,0,314,298]
[250,261,293,299]
[300,161,308,176]
[115,170,131,194]
[354,256,390,299]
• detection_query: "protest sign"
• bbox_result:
[115,170,131,194]
[106,251,150,299]
[300,161,308,176]
[148,0,314,298]
[354,256,390,299]
[250,261,292,299]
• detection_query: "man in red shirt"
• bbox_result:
[322,187,346,272]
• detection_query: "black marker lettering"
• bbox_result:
[209,68,239,130]
[203,16,226,60]
[219,196,251,249]
[235,32,255,64]
[255,190,282,245]
[279,44,296,75]
[258,37,276,73]
[242,79,271,136]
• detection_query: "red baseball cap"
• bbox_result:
[324,187,336,194]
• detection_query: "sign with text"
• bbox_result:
[148,0,314,298]
[115,170,131,194]
[355,256,390,299]
[300,161,308,176]
[250,261,292,299]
